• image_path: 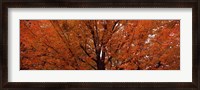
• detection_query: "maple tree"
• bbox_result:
[20,20,180,70]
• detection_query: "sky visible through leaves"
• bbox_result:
[20,20,180,70]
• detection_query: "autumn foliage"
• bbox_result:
[20,20,180,70]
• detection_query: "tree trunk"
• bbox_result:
[96,48,106,70]
[97,60,105,70]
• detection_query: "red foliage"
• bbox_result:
[20,20,180,70]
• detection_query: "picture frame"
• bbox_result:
[1,0,199,89]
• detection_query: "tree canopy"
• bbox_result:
[20,20,180,70]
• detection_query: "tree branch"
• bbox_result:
[77,57,96,70]
[80,44,96,61]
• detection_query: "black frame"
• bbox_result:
[1,0,199,89]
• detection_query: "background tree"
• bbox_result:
[20,20,180,70]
